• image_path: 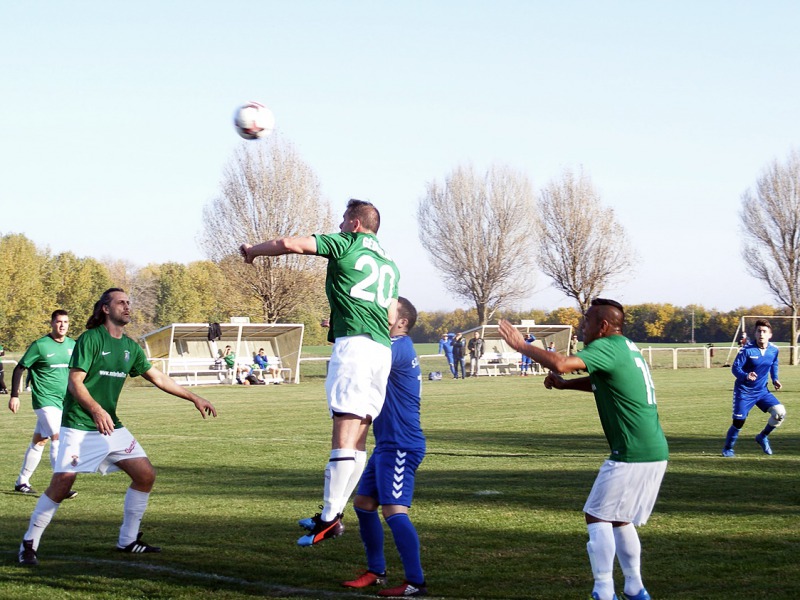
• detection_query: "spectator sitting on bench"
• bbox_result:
[253,348,282,381]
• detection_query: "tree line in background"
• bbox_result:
[0,232,331,352]
[0,230,795,353]
[409,303,797,345]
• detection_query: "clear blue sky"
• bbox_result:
[2,1,799,313]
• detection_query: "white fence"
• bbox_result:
[642,345,800,369]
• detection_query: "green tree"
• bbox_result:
[0,234,50,350]
[44,252,113,338]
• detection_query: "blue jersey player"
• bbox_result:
[722,319,786,457]
[342,296,427,598]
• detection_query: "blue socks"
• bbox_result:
[386,513,425,585]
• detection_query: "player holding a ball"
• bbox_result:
[241,199,399,547]
[499,299,668,600]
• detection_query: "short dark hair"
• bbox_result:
[346,199,381,233]
[754,319,772,332]
[591,297,624,314]
[397,296,417,331]
[51,309,68,321]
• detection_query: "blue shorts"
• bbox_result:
[357,449,425,507]
[732,390,780,420]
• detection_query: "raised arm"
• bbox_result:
[498,320,586,375]
[240,236,318,264]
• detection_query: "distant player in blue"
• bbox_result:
[722,319,786,457]
[342,296,427,598]
[519,334,535,375]
[438,333,455,378]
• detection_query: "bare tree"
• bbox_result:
[740,149,800,364]
[536,168,636,315]
[200,136,334,322]
[417,164,537,325]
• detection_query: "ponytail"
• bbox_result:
[86,288,125,329]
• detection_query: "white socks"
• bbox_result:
[587,522,616,600]
[23,493,60,550]
[614,523,644,596]
[17,443,44,485]
[343,450,367,504]
[119,488,150,547]
[321,449,356,521]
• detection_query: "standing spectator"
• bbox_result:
[341,297,427,597]
[451,332,466,379]
[241,199,400,547]
[8,310,77,499]
[438,334,456,378]
[499,298,668,600]
[569,334,579,356]
[18,288,217,566]
[520,334,536,376]
[468,331,485,377]
[722,319,785,457]
[547,341,556,352]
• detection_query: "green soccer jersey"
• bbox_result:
[578,335,669,463]
[314,232,400,348]
[62,326,151,431]
[18,335,76,410]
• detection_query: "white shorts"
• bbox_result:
[34,406,63,439]
[325,335,392,420]
[583,460,667,526]
[55,427,149,475]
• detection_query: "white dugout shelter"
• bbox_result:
[140,322,304,386]
[462,323,573,375]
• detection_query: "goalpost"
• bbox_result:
[725,315,800,366]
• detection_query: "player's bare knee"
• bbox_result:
[768,404,786,428]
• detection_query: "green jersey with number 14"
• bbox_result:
[314,232,400,348]
[578,335,669,463]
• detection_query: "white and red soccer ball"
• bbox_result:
[233,101,275,140]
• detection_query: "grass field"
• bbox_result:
[1,355,799,599]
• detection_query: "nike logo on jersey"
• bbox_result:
[46,353,56,358]
[102,351,111,356]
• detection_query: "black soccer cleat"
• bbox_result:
[117,531,161,553]
[18,540,38,566]
[14,483,37,494]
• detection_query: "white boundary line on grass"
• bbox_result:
[2,553,448,599]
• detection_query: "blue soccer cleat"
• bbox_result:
[622,589,651,600]
[590,593,618,600]
[721,448,735,458]
[755,433,773,455]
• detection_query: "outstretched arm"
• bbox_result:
[498,320,586,375]
[240,236,318,264]
[141,367,217,418]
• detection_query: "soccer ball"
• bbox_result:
[233,101,275,140]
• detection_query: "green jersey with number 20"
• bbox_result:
[62,326,151,431]
[578,335,669,463]
[314,232,400,348]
